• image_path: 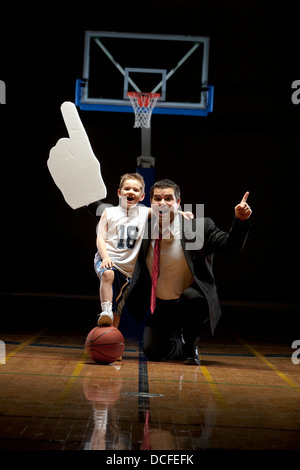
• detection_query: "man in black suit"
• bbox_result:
[126,179,252,365]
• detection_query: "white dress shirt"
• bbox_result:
[146,214,194,300]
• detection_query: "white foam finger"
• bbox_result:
[60,101,88,140]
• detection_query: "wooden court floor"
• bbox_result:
[0,307,299,451]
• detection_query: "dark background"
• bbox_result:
[1,0,299,334]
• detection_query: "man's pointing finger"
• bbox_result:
[240,191,249,204]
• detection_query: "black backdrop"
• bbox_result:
[1,1,299,325]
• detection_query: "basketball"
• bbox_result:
[85,326,125,363]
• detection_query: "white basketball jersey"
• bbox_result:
[96,204,149,278]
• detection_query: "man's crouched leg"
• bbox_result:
[143,326,183,362]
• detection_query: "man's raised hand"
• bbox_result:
[47,102,107,209]
[235,192,252,221]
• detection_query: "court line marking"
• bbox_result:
[1,369,299,394]
[236,336,300,392]
[55,350,88,407]
[3,339,293,357]
[50,350,89,415]
[151,377,300,390]
[1,329,47,364]
[0,369,135,380]
[199,360,230,412]
[138,340,150,421]
[2,337,299,395]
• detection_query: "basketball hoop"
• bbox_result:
[127,92,160,128]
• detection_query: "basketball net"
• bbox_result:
[127,92,160,128]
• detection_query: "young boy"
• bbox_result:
[94,173,149,327]
[94,173,193,328]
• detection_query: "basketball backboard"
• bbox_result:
[75,31,213,116]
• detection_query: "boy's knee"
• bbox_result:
[101,268,114,282]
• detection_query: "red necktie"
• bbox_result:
[150,233,161,313]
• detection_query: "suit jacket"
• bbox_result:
[126,215,250,334]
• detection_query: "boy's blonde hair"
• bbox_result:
[119,173,145,192]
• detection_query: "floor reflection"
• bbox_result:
[82,364,218,451]
[1,327,299,450]
[82,364,129,450]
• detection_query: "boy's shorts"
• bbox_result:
[94,260,131,317]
